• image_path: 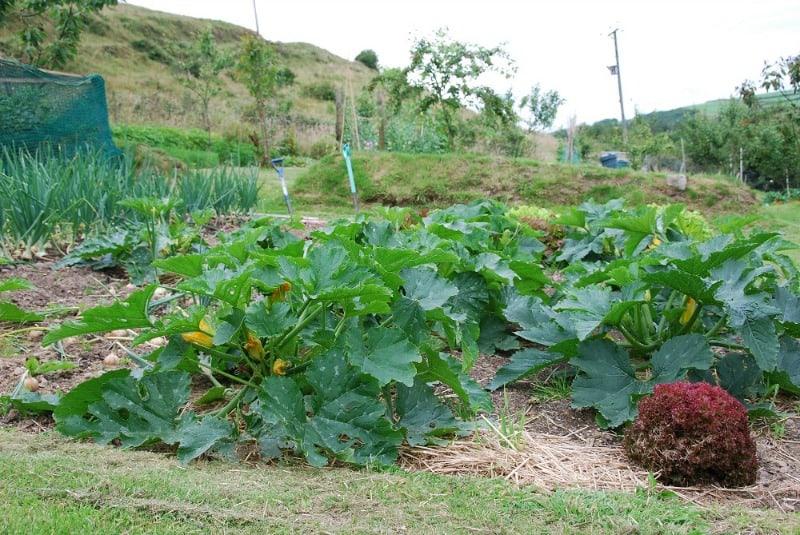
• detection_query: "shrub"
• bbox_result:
[302,82,336,102]
[308,139,336,159]
[355,49,379,70]
[622,381,758,487]
[275,67,296,87]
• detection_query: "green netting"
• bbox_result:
[0,57,120,157]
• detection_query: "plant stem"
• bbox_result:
[275,300,323,350]
[708,340,747,351]
[618,323,651,352]
[211,385,248,418]
[656,289,679,339]
[382,384,395,423]
[0,326,48,338]
[704,314,728,339]
[199,362,260,390]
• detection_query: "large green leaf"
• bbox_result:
[603,204,658,257]
[257,350,403,467]
[0,301,44,323]
[571,335,713,428]
[711,259,779,328]
[3,391,60,413]
[769,336,800,395]
[740,317,779,371]
[0,277,36,293]
[691,352,764,401]
[391,296,428,346]
[400,267,458,311]
[570,339,645,428]
[775,285,800,324]
[417,350,493,412]
[175,414,235,465]
[245,300,297,338]
[52,369,229,464]
[477,314,520,354]
[501,290,549,328]
[56,370,190,446]
[53,369,131,422]
[152,254,207,278]
[486,347,568,391]
[314,283,393,316]
[643,270,719,303]
[299,242,380,297]
[395,378,469,446]
[446,272,489,323]
[426,219,491,253]
[509,260,552,296]
[369,247,459,290]
[675,233,777,276]
[517,311,579,348]
[345,324,421,387]
[650,333,714,378]
[177,264,253,306]
[42,285,157,346]
[470,252,517,284]
[556,234,608,264]
[553,286,613,340]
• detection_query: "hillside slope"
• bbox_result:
[290,152,761,217]
[0,3,376,149]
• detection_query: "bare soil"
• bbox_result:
[1,219,798,514]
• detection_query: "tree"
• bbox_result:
[355,49,378,70]
[739,52,800,108]
[469,86,527,157]
[405,27,516,150]
[0,0,117,70]
[235,33,279,164]
[179,28,232,148]
[678,101,746,175]
[519,84,565,133]
[366,67,423,151]
[624,115,674,171]
[738,52,800,190]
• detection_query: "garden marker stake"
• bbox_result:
[342,143,359,215]
[271,157,293,218]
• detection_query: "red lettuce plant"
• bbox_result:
[622,381,758,487]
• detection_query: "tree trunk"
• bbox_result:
[335,86,344,147]
[376,88,386,151]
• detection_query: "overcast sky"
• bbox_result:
[124,0,799,129]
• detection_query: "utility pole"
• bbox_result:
[252,0,260,35]
[609,28,628,143]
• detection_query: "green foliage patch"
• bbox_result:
[114,124,257,166]
[489,198,800,428]
[4,197,796,468]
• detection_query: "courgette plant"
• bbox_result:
[40,200,550,466]
[489,200,800,428]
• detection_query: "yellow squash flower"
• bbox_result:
[244,332,265,361]
[272,358,289,376]
[680,297,697,325]
[269,282,292,304]
[647,236,662,251]
[181,319,215,348]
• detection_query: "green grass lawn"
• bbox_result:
[758,202,800,266]
[1,429,796,534]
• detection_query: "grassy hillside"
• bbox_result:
[0,3,377,153]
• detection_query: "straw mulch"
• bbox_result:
[397,421,800,512]
[398,421,650,492]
